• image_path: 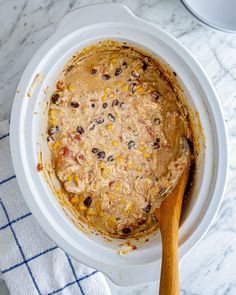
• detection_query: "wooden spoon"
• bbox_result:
[155,138,191,295]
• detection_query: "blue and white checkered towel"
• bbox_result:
[0,120,111,295]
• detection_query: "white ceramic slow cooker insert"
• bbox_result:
[10,4,228,286]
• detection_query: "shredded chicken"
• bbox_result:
[47,40,194,238]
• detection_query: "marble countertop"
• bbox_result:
[1,0,236,294]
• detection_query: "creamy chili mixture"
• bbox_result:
[47,41,194,238]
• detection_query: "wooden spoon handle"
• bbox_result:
[159,215,180,295]
[157,138,190,295]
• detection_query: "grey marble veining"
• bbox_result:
[1,0,236,294]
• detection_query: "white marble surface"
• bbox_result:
[1,0,236,294]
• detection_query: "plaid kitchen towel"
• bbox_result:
[0,120,111,295]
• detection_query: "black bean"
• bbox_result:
[48,126,59,136]
[108,113,115,122]
[131,70,140,78]
[102,74,111,80]
[103,102,108,109]
[155,138,160,143]
[152,91,160,101]
[96,117,104,124]
[71,101,80,108]
[130,82,137,94]
[84,196,92,208]
[128,140,135,149]
[119,102,125,110]
[112,99,119,106]
[144,204,151,213]
[122,61,127,69]
[77,126,84,134]
[51,93,60,104]
[116,217,121,221]
[97,151,105,159]
[138,220,146,225]
[89,123,96,130]
[92,148,100,154]
[159,188,166,196]
[91,103,95,108]
[90,69,97,75]
[142,61,148,71]
[115,68,122,76]
[107,155,114,162]
[153,143,160,149]
[47,135,54,142]
[173,71,177,77]
[122,227,131,234]
[154,118,161,125]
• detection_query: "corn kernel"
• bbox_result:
[125,211,130,217]
[79,204,87,211]
[106,123,113,131]
[99,212,104,218]
[115,81,122,86]
[112,140,119,146]
[126,202,133,211]
[105,87,110,94]
[136,166,142,172]
[52,141,60,150]
[111,57,118,65]
[144,152,151,159]
[108,216,116,222]
[102,168,110,178]
[70,196,79,205]
[86,159,92,165]
[127,161,134,169]
[101,95,107,101]
[95,201,101,211]
[99,162,105,169]
[79,142,85,148]
[111,53,118,58]
[116,180,121,191]
[49,118,57,126]
[74,175,79,184]
[138,145,146,152]
[109,192,115,200]
[67,175,73,181]
[121,84,129,92]
[119,198,125,205]
[115,155,122,161]
[49,109,60,116]
[134,65,142,73]
[136,86,145,94]
[87,208,96,216]
[107,216,116,227]
[67,84,73,91]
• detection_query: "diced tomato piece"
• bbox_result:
[37,163,43,171]
[62,146,72,157]
[76,154,85,165]
[74,134,81,141]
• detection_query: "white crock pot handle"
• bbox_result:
[53,3,138,41]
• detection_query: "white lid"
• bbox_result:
[182,0,236,33]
